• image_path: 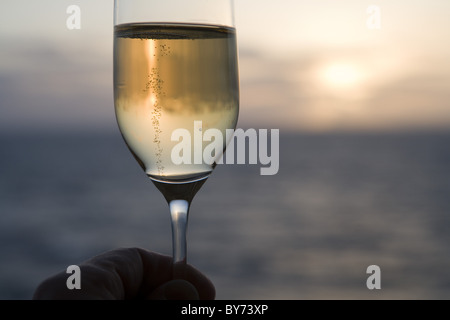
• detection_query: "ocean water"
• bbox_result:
[0,131,449,300]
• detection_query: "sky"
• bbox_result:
[1,0,450,132]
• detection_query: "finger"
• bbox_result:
[33,247,151,299]
[33,247,215,300]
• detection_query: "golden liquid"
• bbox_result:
[114,23,239,183]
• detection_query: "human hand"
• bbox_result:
[33,247,215,300]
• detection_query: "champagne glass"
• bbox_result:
[113,0,239,275]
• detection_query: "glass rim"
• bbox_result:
[114,0,235,28]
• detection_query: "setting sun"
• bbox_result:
[320,62,363,90]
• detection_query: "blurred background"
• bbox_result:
[1,0,449,299]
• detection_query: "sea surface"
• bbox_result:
[1,131,449,299]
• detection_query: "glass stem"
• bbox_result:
[169,199,190,277]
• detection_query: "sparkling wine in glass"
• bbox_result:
[113,0,239,274]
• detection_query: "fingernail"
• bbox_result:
[149,279,200,300]
[163,279,199,300]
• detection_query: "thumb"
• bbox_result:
[148,279,200,300]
